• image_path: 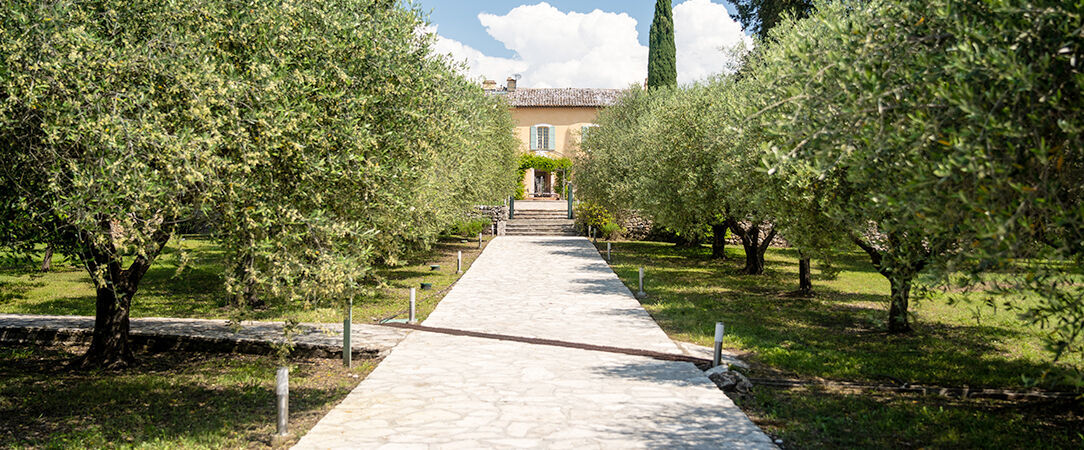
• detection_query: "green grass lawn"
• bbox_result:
[0,234,491,325]
[0,235,487,448]
[0,344,375,449]
[602,240,1083,448]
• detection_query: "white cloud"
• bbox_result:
[429,1,749,88]
[477,3,646,88]
[429,26,528,83]
[674,0,753,83]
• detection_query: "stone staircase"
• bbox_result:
[506,209,577,236]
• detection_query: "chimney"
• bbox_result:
[506,77,517,91]
[482,79,497,90]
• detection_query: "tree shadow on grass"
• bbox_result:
[137,264,226,300]
[746,385,1083,448]
[642,274,1066,385]
[612,241,1079,389]
[0,280,39,306]
[0,346,350,448]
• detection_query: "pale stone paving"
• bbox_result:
[295,236,774,449]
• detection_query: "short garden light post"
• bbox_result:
[457,251,463,274]
[713,322,725,368]
[343,298,352,368]
[637,267,646,298]
[409,288,417,324]
[276,366,289,436]
[606,242,612,262]
[508,197,515,219]
[567,183,573,219]
[478,233,482,249]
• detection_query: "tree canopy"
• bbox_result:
[578,0,1084,366]
[0,0,518,367]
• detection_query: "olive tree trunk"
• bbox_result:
[74,226,172,369]
[797,256,813,296]
[80,282,137,368]
[887,276,912,333]
[727,219,777,275]
[711,223,727,259]
[853,234,925,334]
[40,244,54,272]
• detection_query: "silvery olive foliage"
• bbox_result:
[578,0,1083,366]
[0,0,517,366]
[755,0,1083,352]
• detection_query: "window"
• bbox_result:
[537,126,550,150]
[530,124,555,151]
[581,124,598,140]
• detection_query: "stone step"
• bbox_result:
[511,213,569,218]
[505,230,579,236]
[505,225,576,231]
[508,219,575,226]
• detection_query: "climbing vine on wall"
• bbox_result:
[518,154,573,197]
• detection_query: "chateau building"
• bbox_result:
[485,77,623,198]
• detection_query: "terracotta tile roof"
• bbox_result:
[487,88,624,107]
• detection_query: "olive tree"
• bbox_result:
[0,0,517,367]
[755,0,1083,340]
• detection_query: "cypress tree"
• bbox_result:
[647,0,677,89]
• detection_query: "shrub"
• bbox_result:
[599,222,624,240]
[445,218,491,237]
[575,202,616,229]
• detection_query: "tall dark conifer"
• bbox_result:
[732,0,814,37]
[647,0,677,89]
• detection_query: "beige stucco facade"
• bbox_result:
[511,106,602,198]
[511,106,600,158]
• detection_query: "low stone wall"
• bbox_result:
[0,326,378,359]
[0,314,409,359]
[620,213,653,241]
[476,205,508,236]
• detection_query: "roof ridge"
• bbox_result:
[486,87,626,107]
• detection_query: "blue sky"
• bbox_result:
[417,1,739,59]
[416,1,748,88]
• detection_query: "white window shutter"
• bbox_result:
[529,126,537,150]
[548,126,556,150]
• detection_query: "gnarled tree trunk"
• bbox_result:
[887,276,912,333]
[853,233,925,334]
[797,256,813,296]
[40,244,54,272]
[80,283,137,368]
[711,223,727,259]
[727,219,777,275]
[74,223,172,369]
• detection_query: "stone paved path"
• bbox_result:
[295,236,775,449]
[0,314,409,358]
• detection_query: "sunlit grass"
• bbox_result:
[0,234,490,325]
[601,240,1083,449]
[0,345,375,448]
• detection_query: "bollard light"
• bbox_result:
[409,288,417,324]
[478,233,482,249]
[713,322,725,368]
[607,242,612,262]
[343,298,352,368]
[276,366,289,436]
[637,267,646,298]
[457,250,463,274]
